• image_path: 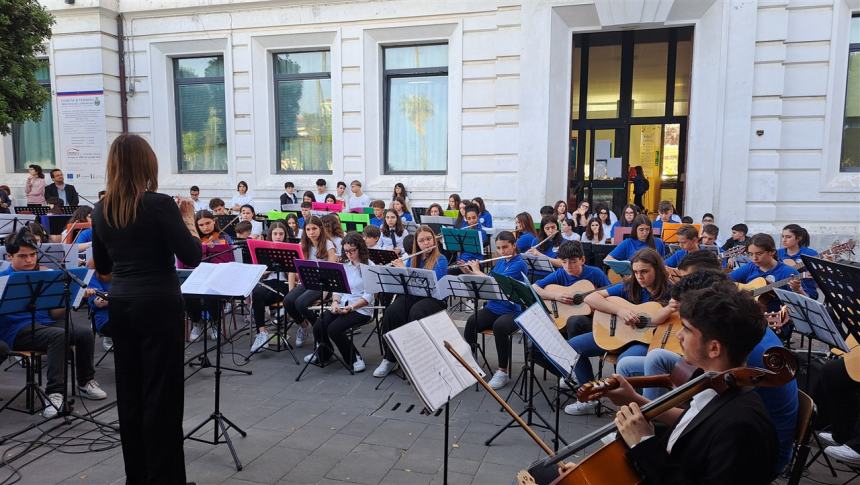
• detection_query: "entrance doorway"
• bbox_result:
[569,27,693,217]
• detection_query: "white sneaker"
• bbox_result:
[101,336,113,352]
[353,357,366,373]
[209,325,219,341]
[488,370,510,390]
[564,400,598,416]
[373,359,397,378]
[43,393,63,418]
[78,380,107,400]
[303,352,318,364]
[295,326,308,348]
[825,445,860,465]
[189,324,203,341]
[250,331,269,353]
[559,376,576,390]
[819,432,838,447]
[224,302,233,314]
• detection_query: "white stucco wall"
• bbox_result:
[1,0,857,240]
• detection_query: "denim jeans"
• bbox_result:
[567,332,648,386]
[615,349,682,400]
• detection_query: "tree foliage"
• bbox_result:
[0,0,54,135]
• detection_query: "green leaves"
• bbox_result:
[0,0,54,135]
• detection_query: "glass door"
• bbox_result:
[572,126,629,215]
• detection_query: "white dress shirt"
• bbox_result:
[666,388,719,453]
[336,260,375,316]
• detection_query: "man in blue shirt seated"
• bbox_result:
[0,229,107,418]
[650,200,682,231]
[369,200,386,227]
[532,240,610,339]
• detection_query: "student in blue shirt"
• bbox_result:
[374,225,450,377]
[664,224,701,269]
[528,215,564,278]
[472,197,493,229]
[461,231,527,391]
[729,233,817,311]
[532,241,611,339]
[606,214,666,261]
[369,200,386,227]
[513,212,539,253]
[0,229,107,418]
[566,248,674,416]
[448,204,487,274]
[777,224,819,267]
[87,268,112,351]
[650,200,682,231]
[297,201,312,229]
[609,204,639,240]
[392,196,413,223]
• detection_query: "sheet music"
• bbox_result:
[362,265,439,298]
[436,274,505,301]
[515,303,580,377]
[522,252,554,273]
[384,322,461,412]
[72,269,95,307]
[420,311,485,383]
[181,262,267,297]
[774,288,850,353]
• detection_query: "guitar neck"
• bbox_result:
[751,265,808,297]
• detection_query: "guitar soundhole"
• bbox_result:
[572,294,584,305]
[636,316,650,329]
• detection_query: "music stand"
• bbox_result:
[368,249,398,266]
[14,206,50,216]
[660,223,701,243]
[293,260,352,381]
[802,255,860,344]
[590,243,616,269]
[248,241,303,362]
[0,213,36,238]
[60,205,80,215]
[444,274,506,373]
[420,215,456,236]
[440,227,483,255]
[338,212,370,233]
[38,243,80,269]
[521,253,554,282]
[215,215,238,238]
[486,276,565,451]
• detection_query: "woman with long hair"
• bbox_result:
[25,164,47,205]
[249,222,293,353]
[447,193,461,211]
[513,212,538,252]
[606,214,666,261]
[321,213,345,255]
[583,217,605,244]
[554,200,572,224]
[230,180,253,212]
[374,225,449,377]
[380,209,408,255]
[392,182,409,202]
[392,196,414,223]
[91,134,201,484]
[609,204,639,240]
[777,224,817,266]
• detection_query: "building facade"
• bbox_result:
[2,0,859,239]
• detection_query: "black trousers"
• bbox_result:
[251,280,290,328]
[184,297,221,324]
[14,320,95,395]
[110,295,186,485]
[0,339,8,362]
[283,286,322,324]
[312,310,371,363]
[821,358,860,453]
[464,308,518,370]
[380,295,447,361]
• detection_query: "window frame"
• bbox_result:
[12,60,54,173]
[271,49,333,175]
[840,14,860,173]
[173,55,228,174]
[382,42,449,175]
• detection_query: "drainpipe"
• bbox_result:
[117,14,128,133]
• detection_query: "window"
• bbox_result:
[383,44,448,173]
[273,51,332,173]
[174,56,227,173]
[12,60,54,171]
[840,15,860,172]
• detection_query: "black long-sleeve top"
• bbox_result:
[92,192,201,298]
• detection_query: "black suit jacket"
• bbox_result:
[280,192,298,207]
[627,389,778,485]
[45,183,79,207]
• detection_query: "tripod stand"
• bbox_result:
[184,298,251,380]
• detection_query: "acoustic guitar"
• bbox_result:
[647,312,685,356]
[782,239,855,269]
[831,335,860,383]
[592,296,668,351]
[540,281,603,329]
[735,264,811,299]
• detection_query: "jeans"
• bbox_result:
[13,320,95,395]
[615,349,682,400]
[567,331,648,386]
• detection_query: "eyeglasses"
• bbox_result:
[343,247,358,255]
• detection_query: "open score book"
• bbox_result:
[383,311,486,412]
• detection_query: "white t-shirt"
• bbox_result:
[348,193,371,210]
[231,193,253,208]
[307,239,336,261]
[314,192,328,203]
[192,199,208,212]
[561,232,580,241]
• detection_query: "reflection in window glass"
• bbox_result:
[841,49,860,172]
[274,51,330,75]
[13,61,54,171]
[632,38,668,117]
[277,79,332,172]
[586,44,622,119]
[386,76,448,172]
[572,46,581,120]
[175,56,227,172]
[674,38,693,116]
[384,44,448,70]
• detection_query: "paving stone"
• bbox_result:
[325,443,401,484]
[232,446,310,484]
[362,419,426,449]
[381,468,434,484]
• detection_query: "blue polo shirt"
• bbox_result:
[87,277,110,333]
[0,267,56,347]
[536,265,610,289]
[608,237,666,260]
[77,228,93,244]
[750,327,799,472]
[485,255,528,315]
[516,233,538,253]
[729,261,816,307]
[664,248,688,268]
[605,282,653,303]
[776,246,818,266]
[370,216,384,227]
[408,254,449,281]
[479,211,493,229]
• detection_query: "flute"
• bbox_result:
[389,246,435,266]
[530,233,554,250]
[448,254,511,269]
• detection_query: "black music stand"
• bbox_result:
[487,274,564,451]
[215,214,238,238]
[591,243,617,269]
[42,215,73,236]
[368,248,398,266]
[60,205,80,215]
[445,274,506,373]
[293,260,351,381]
[0,213,36,237]
[522,253,554,282]
[802,255,860,344]
[249,246,302,363]
[14,206,50,216]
